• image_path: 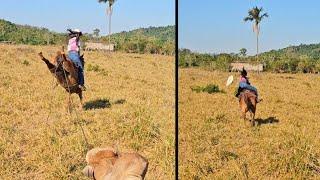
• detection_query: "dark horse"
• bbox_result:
[239,89,257,126]
[38,50,84,111]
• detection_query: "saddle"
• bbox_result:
[235,87,257,98]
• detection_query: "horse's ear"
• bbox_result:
[82,165,94,177]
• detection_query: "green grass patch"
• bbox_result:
[22,60,30,66]
[86,63,108,76]
[191,84,224,94]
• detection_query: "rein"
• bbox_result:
[60,54,90,148]
[48,53,90,149]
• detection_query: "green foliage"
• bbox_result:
[0,19,174,55]
[87,64,101,72]
[178,48,234,71]
[0,19,65,45]
[191,84,223,94]
[87,63,108,76]
[22,60,30,66]
[104,26,175,55]
[180,42,320,73]
[93,28,100,37]
[239,48,247,57]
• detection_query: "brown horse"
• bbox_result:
[239,90,257,126]
[38,51,84,111]
[83,147,148,180]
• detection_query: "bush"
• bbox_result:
[191,84,223,94]
[22,60,30,66]
[86,63,108,76]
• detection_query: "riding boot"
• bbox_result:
[78,68,86,91]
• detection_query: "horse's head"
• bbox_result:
[54,51,65,69]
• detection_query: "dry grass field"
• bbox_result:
[0,44,174,179]
[179,68,320,179]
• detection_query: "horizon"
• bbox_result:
[0,18,174,36]
[179,42,320,56]
[179,0,320,55]
[0,0,174,35]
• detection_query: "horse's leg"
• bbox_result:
[38,52,57,73]
[250,98,257,126]
[239,99,247,121]
[250,112,255,126]
[78,91,83,109]
[242,111,246,121]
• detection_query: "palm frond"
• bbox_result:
[244,17,254,22]
[98,0,116,7]
[261,13,269,18]
[245,6,268,24]
[259,7,263,13]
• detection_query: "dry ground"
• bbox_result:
[179,68,320,179]
[0,44,174,179]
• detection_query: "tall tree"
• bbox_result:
[244,6,268,60]
[98,0,116,47]
[93,28,100,38]
[239,48,247,57]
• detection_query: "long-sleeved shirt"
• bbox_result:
[240,76,250,85]
[67,37,81,52]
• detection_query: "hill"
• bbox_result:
[179,43,320,73]
[111,25,174,42]
[104,25,175,55]
[0,19,65,45]
[260,43,320,60]
[0,19,175,55]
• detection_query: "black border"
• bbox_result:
[175,0,179,179]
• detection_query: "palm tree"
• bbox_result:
[244,6,268,60]
[98,0,116,47]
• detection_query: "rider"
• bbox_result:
[67,28,86,91]
[236,68,261,102]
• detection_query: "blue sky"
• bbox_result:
[0,0,174,35]
[179,0,320,55]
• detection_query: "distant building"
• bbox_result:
[230,62,264,72]
[84,42,115,51]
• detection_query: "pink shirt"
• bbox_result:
[67,37,80,52]
[240,76,248,83]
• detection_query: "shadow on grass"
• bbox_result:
[83,98,126,110]
[255,117,279,126]
[83,98,111,110]
[113,99,126,105]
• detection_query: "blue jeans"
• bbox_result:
[239,82,258,96]
[68,51,84,86]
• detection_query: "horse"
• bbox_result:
[83,147,148,180]
[38,50,85,111]
[239,90,257,126]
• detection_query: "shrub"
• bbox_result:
[191,84,223,94]
[22,60,30,66]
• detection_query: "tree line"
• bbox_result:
[0,19,174,55]
[179,46,320,73]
